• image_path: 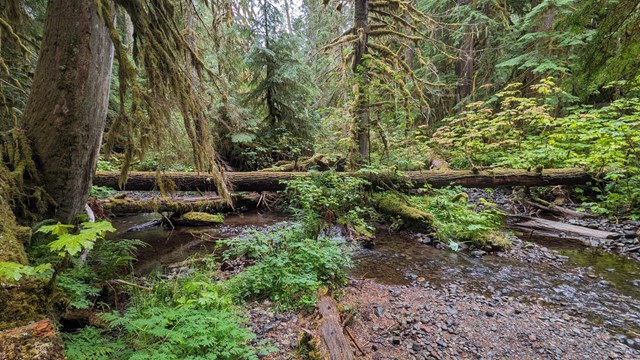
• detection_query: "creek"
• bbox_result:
[110,211,640,339]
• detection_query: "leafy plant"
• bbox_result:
[0,262,51,281]
[284,171,375,237]
[66,270,266,360]
[430,79,640,217]
[222,225,352,310]
[410,187,507,248]
[38,221,116,257]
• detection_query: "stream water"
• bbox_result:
[110,212,640,339]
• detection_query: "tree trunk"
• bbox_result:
[23,0,114,222]
[94,168,594,192]
[455,0,474,102]
[353,0,370,164]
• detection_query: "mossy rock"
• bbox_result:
[173,212,224,226]
[372,192,434,232]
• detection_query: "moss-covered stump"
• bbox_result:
[0,319,65,360]
[0,278,57,331]
[372,192,434,232]
[172,212,224,226]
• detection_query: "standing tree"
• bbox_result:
[323,0,449,165]
[1,0,231,262]
[243,0,318,164]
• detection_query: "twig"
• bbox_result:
[345,327,365,356]
[110,279,152,291]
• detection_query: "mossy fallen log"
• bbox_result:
[0,278,58,331]
[0,319,65,360]
[100,193,261,215]
[94,168,594,192]
[372,192,434,232]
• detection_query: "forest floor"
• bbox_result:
[236,188,640,359]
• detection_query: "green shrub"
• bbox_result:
[222,225,352,310]
[65,271,265,360]
[411,187,507,248]
[284,171,375,237]
[430,79,640,217]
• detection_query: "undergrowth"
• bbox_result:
[221,224,352,310]
[65,269,266,360]
[430,78,640,218]
[410,187,507,249]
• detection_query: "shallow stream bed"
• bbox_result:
[111,212,640,342]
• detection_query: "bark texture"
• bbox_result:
[0,320,65,360]
[94,168,594,192]
[312,296,354,360]
[24,0,114,222]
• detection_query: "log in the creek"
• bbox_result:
[311,296,354,360]
[100,193,261,215]
[94,168,594,192]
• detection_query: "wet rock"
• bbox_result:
[391,337,401,345]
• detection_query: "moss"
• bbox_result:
[175,212,224,226]
[480,231,511,249]
[0,278,59,331]
[372,192,434,232]
[0,198,28,264]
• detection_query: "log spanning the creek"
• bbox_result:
[94,168,594,192]
[100,193,261,215]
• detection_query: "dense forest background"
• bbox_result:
[2,0,639,215]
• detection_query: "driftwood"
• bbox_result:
[525,198,590,219]
[313,296,354,360]
[100,193,261,215]
[510,216,620,245]
[94,168,593,192]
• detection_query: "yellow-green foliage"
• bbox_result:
[410,187,508,249]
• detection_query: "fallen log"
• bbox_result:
[526,197,590,219]
[509,216,621,246]
[312,296,354,360]
[100,193,261,215]
[94,168,593,192]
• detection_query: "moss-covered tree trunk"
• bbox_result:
[353,0,370,164]
[23,0,114,223]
